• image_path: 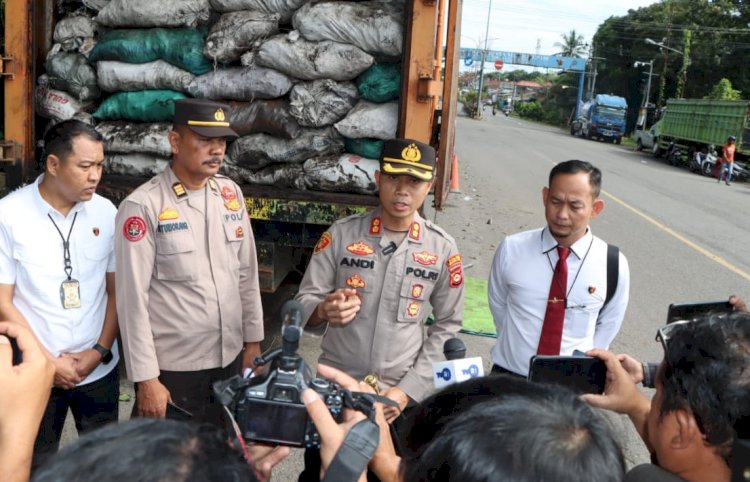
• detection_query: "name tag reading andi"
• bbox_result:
[60,279,81,309]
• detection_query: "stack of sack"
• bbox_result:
[37,0,407,195]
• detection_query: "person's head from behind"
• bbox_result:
[31,418,260,482]
[400,380,625,482]
[728,135,736,145]
[41,119,105,205]
[543,160,604,247]
[650,312,750,477]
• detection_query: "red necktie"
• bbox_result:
[538,246,570,355]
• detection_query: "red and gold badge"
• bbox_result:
[406,301,421,318]
[409,222,421,241]
[224,200,241,212]
[346,274,366,289]
[411,284,424,299]
[346,241,375,256]
[313,232,332,255]
[235,227,244,239]
[92,227,100,236]
[450,270,464,288]
[221,186,237,201]
[123,216,147,242]
[369,217,382,235]
[588,285,597,294]
[412,251,438,266]
[447,254,462,271]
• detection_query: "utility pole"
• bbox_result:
[475,0,492,119]
[674,29,691,98]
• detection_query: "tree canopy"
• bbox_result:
[554,30,588,57]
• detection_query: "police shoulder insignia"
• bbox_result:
[447,253,463,288]
[123,216,147,242]
[313,232,332,255]
[409,222,421,241]
[172,183,187,198]
[346,241,375,256]
[158,207,180,221]
[369,217,382,235]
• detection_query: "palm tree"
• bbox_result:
[554,30,587,58]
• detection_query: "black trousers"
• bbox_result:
[491,364,526,379]
[133,355,242,428]
[33,366,120,469]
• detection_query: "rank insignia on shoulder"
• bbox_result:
[369,217,382,235]
[313,232,332,255]
[346,274,366,289]
[172,183,187,198]
[123,216,147,242]
[409,222,421,241]
[412,251,438,266]
[208,178,219,192]
[235,227,244,239]
[158,207,180,221]
[347,241,375,256]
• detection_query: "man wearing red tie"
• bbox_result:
[488,160,630,376]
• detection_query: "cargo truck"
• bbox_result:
[2,0,462,292]
[570,94,628,144]
[643,99,750,165]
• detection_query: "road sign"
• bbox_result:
[464,55,474,67]
[494,60,504,70]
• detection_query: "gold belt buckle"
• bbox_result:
[363,374,380,395]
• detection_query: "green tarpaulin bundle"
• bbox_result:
[89,28,213,75]
[345,138,383,159]
[93,90,187,122]
[357,63,400,103]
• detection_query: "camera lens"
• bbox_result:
[311,378,330,390]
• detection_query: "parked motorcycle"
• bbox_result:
[666,141,683,166]
[689,148,717,176]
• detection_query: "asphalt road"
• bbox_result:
[60,110,750,477]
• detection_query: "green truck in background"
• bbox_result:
[645,99,750,164]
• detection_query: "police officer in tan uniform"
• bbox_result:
[115,99,264,426]
[297,138,464,412]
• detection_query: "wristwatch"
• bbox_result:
[93,343,113,364]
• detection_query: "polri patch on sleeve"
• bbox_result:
[313,231,332,255]
[447,253,463,288]
[123,216,147,242]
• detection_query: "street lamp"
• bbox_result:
[475,0,492,119]
[645,38,684,55]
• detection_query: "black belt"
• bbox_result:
[491,364,525,379]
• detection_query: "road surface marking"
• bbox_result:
[602,189,750,282]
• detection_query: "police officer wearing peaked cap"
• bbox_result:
[114,98,264,426]
[295,137,464,481]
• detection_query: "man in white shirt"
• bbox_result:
[488,160,629,376]
[0,120,120,465]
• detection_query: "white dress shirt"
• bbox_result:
[488,227,629,376]
[0,175,119,385]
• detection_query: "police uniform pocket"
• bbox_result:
[155,235,196,281]
[396,279,435,323]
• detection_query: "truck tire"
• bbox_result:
[636,139,643,151]
[614,137,621,144]
[652,142,662,158]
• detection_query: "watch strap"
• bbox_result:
[93,343,113,364]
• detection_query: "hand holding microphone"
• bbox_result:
[432,338,485,389]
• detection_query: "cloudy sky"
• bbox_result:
[460,0,658,69]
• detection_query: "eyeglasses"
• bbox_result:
[655,319,693,360]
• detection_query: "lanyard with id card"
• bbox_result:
[48,212,81,309]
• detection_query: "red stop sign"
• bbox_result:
[494,60,504,70]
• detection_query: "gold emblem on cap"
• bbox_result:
[402,144,422,163]
[214,108,225,122]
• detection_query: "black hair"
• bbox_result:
[31,419,260,482]
[549,160,602,198]
[400,385,625,482]
[42,119,103,167]
[658,312,750,464]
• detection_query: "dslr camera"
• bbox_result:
[213,301,348,448]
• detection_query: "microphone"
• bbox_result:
[281,299,304,328]
[432,338,485,389]
[280,300,304,358]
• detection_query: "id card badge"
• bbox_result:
[60,279,81,309]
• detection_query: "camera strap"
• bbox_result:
[322,418,380,482]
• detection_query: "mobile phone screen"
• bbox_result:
[666,300,732,324]
[528,356,607,394]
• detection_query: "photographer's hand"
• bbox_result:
[381,387,409,423]
[245,443,290,480]
[312,289,361,327]
[242,341,261,373]
[136,378,171,418]
[0,321,55,482]
[729,295,747,312]
[616,353,645,384]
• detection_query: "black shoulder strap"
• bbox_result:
[603,244,619,310]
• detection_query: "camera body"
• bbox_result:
[234,359,344,447]
[214,304,345,448]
